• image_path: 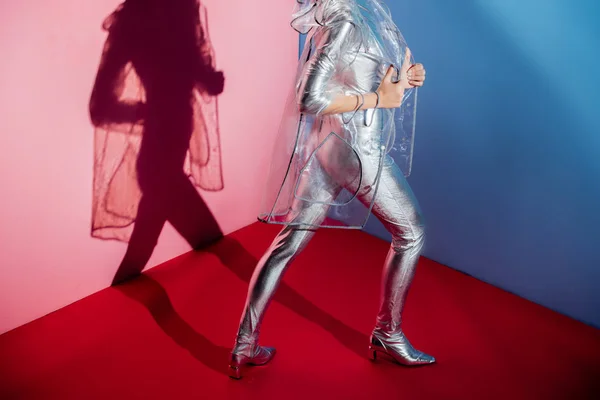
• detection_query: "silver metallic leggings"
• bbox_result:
[234,153,425,355]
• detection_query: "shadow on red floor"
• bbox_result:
[1,222,599,399]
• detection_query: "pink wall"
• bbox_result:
[0,0,297,334]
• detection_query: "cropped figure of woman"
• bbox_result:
[229,0,432,379]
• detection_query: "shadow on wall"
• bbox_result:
[88,0,226,284]
[364,0,600,326]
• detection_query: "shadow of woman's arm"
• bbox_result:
[89,24,145,128]
[194,4,224,96]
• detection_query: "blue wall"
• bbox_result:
[359,0,600,327]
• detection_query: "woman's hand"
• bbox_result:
[399,48,426,88]
[407,63,426,88]
[377,64,405,109]
[376,48,426,108]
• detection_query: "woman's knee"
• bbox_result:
[271,226,315,261]
[390,217,425,252]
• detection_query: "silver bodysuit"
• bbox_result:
[230,0,434,376]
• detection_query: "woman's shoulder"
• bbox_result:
[320,1,358,26]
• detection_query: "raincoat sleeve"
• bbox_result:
[296,20,356,115]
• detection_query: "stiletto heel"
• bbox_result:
[368,347,377,361]
[228,365,241,380]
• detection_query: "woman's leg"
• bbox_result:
[230,182,334,378]
[359,156,434,365]
[232,224,318,350]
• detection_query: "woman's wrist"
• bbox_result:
[376,89,405,109]
[358,92,379,110]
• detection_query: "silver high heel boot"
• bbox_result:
[369,329,435,365]
[229,304,277,379]
[228,225,317,379]
[368,230,435,366]
[229,342,276,379]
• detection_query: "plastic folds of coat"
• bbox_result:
[259,0,418,229]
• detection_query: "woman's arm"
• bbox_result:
[307,64,406,116]
[320,92,380,115]
[194,5,225,96]
[298,24,425,116]
[297,21,357,115]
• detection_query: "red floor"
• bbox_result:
[1,222,599,399]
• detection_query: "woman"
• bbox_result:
[229,0,431,379]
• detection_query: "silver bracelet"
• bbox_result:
[343,93,365,125]
[364,92,380,127]
[355,93,365,111]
